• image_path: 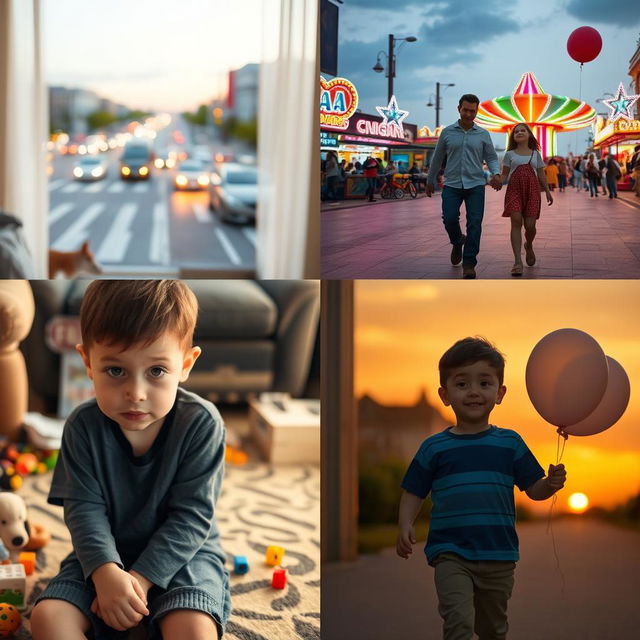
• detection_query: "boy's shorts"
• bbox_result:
[35,551,231,639]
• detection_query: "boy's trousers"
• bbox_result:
[433,552,515,640]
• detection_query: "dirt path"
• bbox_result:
[322,518,640,639]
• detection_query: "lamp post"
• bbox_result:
[372,34,417,103]
[426,82,455,128]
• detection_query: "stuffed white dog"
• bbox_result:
[0,492,30,562]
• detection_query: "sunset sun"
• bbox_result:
[568,493,589,513]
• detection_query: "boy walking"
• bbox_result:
[397,337,566,640]
[32,280,230,640]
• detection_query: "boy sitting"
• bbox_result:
[32,280,230,640]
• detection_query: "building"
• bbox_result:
[629,36,640,120]
[227,63,259,123]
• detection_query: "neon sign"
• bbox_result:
[602,83,640,123]
[375,95,409,136]
[320,76,359,130]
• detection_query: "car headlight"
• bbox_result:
[154,158,165,169]
[197,175,210,187]
[91,167,103,177]
[166,158,176,169]
[176,175,188,186]
[139,166,149,176]
[122,166,131,176]
[73,167,83,178]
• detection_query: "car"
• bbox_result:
[208,162,258,224]
[174,160,210,190]
[191,145,213,166]
[154,148,177,170]
[120,140,153,180]
[73,155,108,181]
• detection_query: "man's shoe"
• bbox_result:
[450,234,466,266]
[462,266,476,279]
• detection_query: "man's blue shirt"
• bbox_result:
[401,425,544,565]
[426,121,500,189]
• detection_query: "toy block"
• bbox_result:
[18,552,35,576]
[271,568,287,590]
[0,564,26,609]
[233,556,249,575]
[265,545,285,566]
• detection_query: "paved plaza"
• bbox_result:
[321,187,640,279]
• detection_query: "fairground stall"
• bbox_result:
[591,83,640,190]
[320,76,430,199]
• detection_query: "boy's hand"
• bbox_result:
[546,463,566,491]
[396,524,417,559]
[91,563,149,631]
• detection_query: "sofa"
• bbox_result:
[21,280,320,415]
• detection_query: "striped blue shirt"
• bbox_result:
[401,426,544,565]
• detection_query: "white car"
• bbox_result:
[174,160,210,190]
[73,156,108,181]
[208,162,257,224]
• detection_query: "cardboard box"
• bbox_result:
[249,394,320,464]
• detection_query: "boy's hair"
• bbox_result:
[439,337,505,386]
[80,280,198,353]
[458,94,480,107]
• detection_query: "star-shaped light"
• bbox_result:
[602,83,640,123]
[375,95,409,130]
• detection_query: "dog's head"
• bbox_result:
[0,493,30,552]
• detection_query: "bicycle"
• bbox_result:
[380,174,418,199]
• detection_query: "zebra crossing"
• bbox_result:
[48,178,255,268]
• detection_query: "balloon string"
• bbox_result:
[547,429,567,594]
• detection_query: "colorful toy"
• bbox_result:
[0,602,21,637]
[17,552,34,576]
[0,565,25,609]
[14,453,38,476]
[0,468,21,492]
[233,555,249,575]
[265,545,285,567]
[271,568,287,590]
[25,523,51,551]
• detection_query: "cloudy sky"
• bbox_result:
[44,0,262,112]
[355,280,640,514]
[331,0,640,155]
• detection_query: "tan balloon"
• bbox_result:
[526,328,608,427]
[563,357,630,436]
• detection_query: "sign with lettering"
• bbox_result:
[320,76,359,130]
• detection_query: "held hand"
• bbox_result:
[546,192,553,206]
[426,183,435,197]
[546,463,567,491]
[489,174,502,191]
[92,564,149,631]
[396,524,416,559]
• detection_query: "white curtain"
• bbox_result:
[0,0,48,278]
[257,0,319,279]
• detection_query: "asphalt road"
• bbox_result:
[48,117,256,276]
[322,517,640,639]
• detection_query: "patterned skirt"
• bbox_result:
[502,163,541,219]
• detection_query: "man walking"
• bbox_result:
[426,94,502,279]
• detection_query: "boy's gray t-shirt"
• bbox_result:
[49,387,226,590]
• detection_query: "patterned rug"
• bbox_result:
[14,462,320,639]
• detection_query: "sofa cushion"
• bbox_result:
[188,281,277,339]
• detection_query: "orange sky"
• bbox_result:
[355,280,640,514]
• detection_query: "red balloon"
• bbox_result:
[567,26,602,63]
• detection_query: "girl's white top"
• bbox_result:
[502,149,545,182]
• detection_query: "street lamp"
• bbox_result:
[426,82,455,128]
[372,34,417,103]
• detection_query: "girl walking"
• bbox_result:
[500,123,553,276]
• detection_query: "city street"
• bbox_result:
[321,186,640,278]
[48,117,256,276]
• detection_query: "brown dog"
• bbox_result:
[48,241,102,279]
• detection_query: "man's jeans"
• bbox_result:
[441,184,486,267]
